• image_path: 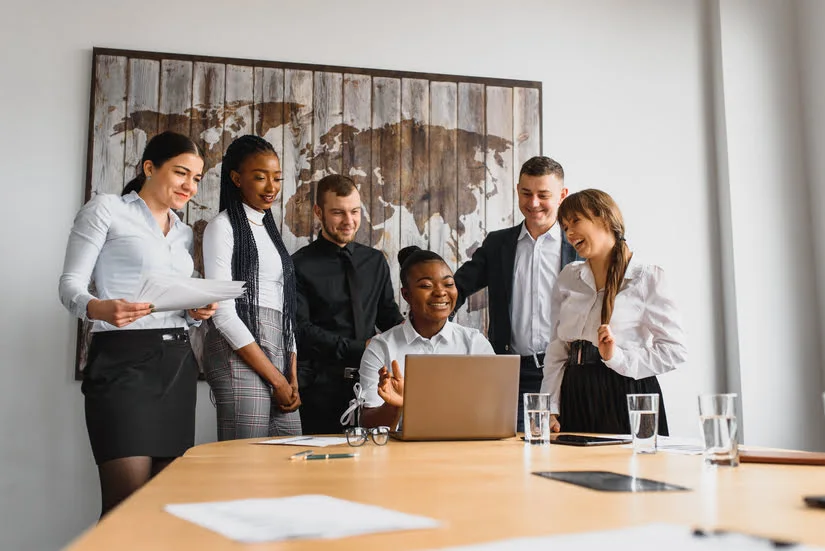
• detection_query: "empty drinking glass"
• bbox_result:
[698,393,739,467]
[626,394,659,454]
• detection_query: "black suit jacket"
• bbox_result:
[453,222,580,355]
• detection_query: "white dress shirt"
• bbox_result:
[360,320,494,408]
[58,192,196,332]
[540,256,688,414]
[202,203,289,351]
[510,222,562,356]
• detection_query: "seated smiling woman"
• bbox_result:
[359,246,494,429]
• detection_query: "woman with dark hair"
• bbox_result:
[58,131,216,517]
[359,246,494,429]
[202,135,301,439]
[541,189,687,435]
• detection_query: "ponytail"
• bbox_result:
[122,173,146,196]
[601,235,630,324]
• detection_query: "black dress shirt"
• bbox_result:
[292,232,403,369]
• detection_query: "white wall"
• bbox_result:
[717,0,825,450]
[797,0,825,422]
[4,0,816,548]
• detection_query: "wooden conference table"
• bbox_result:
[67,436,825,550]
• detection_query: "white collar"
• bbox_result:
[579,251,640,290]
[401,319,455,345]
[243,202,266,225]
[517,221,561,243]
[123,190,185,229]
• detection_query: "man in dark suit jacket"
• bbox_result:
[454,157,580,431]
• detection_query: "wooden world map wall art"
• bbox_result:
[76,47,542,378]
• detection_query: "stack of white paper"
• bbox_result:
[427,524,821,550]
[259,436,349,447]
[134,275,245,312]
[165,495,441,543]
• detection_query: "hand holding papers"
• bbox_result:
[164,495,441,544]
[134,274,245,312]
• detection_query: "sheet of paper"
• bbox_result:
[165,495,441,543]
[134,274,245,312]
[258,436,349,447]
[620,436,705,455]
[426,523,821,550]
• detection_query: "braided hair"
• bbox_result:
[219,135,297,374]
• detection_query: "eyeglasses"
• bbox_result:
[345,426,390,447]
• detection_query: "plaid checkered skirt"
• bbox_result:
[203,306,302,440]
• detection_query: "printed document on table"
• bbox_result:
[165,495,441,543]
[258,436,349,447]
[134,274,245,312]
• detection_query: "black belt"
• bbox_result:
[92,327,189,345]
[519,353,545,369]
[568,340,602,367]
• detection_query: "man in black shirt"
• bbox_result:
[293,175,403,434]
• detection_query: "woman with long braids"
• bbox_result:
[541,189,687,435]
[58,131,216,517]
[202,135,301,439]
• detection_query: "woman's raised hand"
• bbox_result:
[377,359,404,408]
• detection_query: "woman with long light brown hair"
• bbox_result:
[540,189,687,435]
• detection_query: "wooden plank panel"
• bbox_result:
[224,64,255,141]
[187,62,225,276]
[513,87,540,225]
[455,83,486,330]
[254,67,286,230]
[312,72,344,238]
[428,81,458,272]
[485,86,514,232]
[158,59,193,136]
[124,58,159,188]
[342,73,372,246]
[371,77,402,303]
[282,69,313,252]
[400,78,429,252]
[188,62,225,225]
[90,55,127,196]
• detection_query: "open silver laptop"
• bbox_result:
[392,354,520,441]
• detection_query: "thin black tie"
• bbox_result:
[339,248,366,340]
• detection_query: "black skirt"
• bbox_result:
[81,328,198,464]
[559,340,669,436]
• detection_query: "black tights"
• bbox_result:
[97,456,175,519]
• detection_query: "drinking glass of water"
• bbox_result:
[626,393,659,454]
[698,393,739,467]
[523,393,551,443]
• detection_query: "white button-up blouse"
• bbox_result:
[58,192,196,332]
[540,257,688,414]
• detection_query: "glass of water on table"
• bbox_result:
[626,393,659,453]
[698,393,739,466]
[523,393,552,443]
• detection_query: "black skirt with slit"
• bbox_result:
[559,340,669,436]
[81,328,198,464]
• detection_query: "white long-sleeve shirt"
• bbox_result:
[509,222,562,356]
[360,320,494,408]
[202,203,287,350]
[58,192,196,332]
[541,257,688,414]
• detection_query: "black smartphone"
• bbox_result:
[550,434,631,446]
[804,495,825,509]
